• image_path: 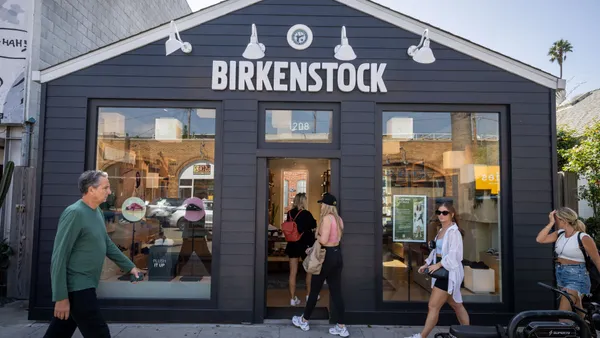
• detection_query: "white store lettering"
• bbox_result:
[211,60,387,93]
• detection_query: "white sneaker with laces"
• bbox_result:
[329,324,350,337]
[292,315,310,331]
[405,334,422,338]
[290,296,301,306]
[306,294,321,302]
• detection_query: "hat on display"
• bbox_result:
[317,192,337,206]
[183,197,205,222]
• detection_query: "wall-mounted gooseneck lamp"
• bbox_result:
[407,29,435,64]
[165,20,193,56]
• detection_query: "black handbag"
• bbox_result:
[426,266,449,280]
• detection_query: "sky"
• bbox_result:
[187,0,599,99]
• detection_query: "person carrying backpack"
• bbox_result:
[536,207,600,318]
[282,193,318,306]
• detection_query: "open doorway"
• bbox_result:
[265,158,331,319]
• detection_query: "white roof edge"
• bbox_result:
[39,0,562,90]
[39,0,263,83]
[339,0,561,90]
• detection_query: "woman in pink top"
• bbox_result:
[293,192,349,337]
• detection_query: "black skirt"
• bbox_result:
[285,240,310,259]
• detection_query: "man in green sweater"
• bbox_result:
[43,170,142,338]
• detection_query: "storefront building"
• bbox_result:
[29,0,564,325]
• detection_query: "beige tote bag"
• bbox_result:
[303,240,326,275]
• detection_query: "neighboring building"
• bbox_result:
[29,0,564,326]
[1,0,191,299]
[557,88,600,219]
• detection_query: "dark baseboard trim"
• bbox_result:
[29,307,254,324]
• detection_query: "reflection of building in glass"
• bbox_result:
[98,112,126,137]
[95,107,216,300]
[266,109,333,142]
[382,111,501,303]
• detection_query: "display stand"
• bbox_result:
[180,220,208,282]
[118,219,137,281]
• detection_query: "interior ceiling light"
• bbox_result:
[165,20,192,56]
[407,29,435,64]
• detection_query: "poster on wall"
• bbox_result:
[0,0,28,125]
[392,195,427,242]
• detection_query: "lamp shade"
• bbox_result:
[412,40,435,64]
[165,34,183,56]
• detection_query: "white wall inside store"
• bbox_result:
[269,159,330,228]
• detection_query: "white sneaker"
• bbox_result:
[292,315,310,331]
[290,296,301,306]
[329,324,350,337]
[405,334,422,338]
[306,294,321,302]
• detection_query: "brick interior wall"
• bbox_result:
[282,170,308,213]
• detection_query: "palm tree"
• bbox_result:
[548,39,573,78]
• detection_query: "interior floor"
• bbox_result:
[266,158,331,317]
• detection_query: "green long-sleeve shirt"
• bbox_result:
[50,199,136,302]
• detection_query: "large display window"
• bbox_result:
[94,105,217,300]
[380,110,502,304]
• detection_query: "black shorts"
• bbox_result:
[285,240,310,259]
[434,277,449,292]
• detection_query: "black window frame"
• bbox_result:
[87,99,223,309]
[258,102,340,150]
[375,104,512,314]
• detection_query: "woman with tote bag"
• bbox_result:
[292,192,349,337]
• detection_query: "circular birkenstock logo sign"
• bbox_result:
[287,24,313,50]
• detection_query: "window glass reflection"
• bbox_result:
[382,111,501,303]
[97,107,216,299]
[265,110,333,143]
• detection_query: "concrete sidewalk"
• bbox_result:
[0,301,448,338]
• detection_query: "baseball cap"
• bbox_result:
[317,192,337,206]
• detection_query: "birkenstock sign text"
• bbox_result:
[211,60,388,93]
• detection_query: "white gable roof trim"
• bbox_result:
[37,0,564,90]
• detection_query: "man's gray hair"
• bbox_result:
[78,170,108,194]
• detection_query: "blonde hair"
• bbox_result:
[556,207,586,232]
[293,193,308,210]
[318,204,343,239]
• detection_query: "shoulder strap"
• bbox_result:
[292,209,303,221]
[577,232,589,258]
[434,227,442,240]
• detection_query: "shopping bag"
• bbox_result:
[303,240,326,275]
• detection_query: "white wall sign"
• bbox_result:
[0,0,28,125]
[287,24,313,51]
[211,60,387,93]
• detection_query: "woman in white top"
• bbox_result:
[407,202,470,338]
[536,207,600,316]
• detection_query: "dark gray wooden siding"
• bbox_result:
[34,0,554,315]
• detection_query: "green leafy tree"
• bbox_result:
[548,39,573,78]
[557,126,579,171]
[564,121,600,218]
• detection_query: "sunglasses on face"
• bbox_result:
[435,210,450,216]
